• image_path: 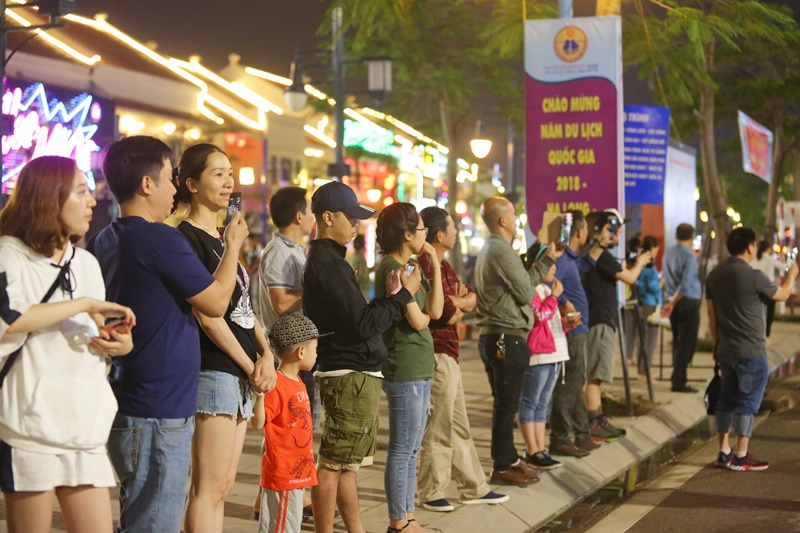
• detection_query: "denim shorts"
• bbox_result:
[196,369,253,420]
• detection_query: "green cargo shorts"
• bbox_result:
[316,372,381,472]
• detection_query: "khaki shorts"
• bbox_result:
[586,324,617,383]
[316,372,381,472]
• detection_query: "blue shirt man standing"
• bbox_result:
[662,223,702,393]
[550,210,598,457]
[88,136,273,532]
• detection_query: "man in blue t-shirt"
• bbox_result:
[550,211,598,457]
[87,136,267,533]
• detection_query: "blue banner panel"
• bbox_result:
[623,105,670,205]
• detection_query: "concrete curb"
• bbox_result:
[425,394,708,533]
[424,335,799,533]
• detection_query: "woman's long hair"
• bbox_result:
[0,156,79,256]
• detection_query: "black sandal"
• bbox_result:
[387,521,413,533]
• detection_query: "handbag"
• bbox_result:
[0,248,75,388]
[704,363,721,415]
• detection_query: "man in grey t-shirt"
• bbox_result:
[706,227,798,472]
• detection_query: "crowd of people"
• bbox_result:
[0,135,796,533]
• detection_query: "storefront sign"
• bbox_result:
[624,105,670,205]
[2,80,115,193]
[737,110,773,183]
[343,118,399,159]
[524,17,623,234]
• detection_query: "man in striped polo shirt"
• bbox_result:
[417,207,509,512]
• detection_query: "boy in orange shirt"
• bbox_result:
[252,314,327,533]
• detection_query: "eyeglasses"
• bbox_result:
[416,227,429,235]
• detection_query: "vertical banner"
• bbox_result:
[737,110,773,183]
[525,17,623,236]
[624,105,670,205]
[663,140,697,252]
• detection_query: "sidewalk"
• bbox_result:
[0,318,796,532]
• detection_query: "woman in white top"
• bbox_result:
[751,241,784,337]
[0,156,135,533]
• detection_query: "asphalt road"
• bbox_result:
[626,373,800,533]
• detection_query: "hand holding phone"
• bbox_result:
[101,318,129,335]
[224,192,242,226]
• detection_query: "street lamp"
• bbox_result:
[0,0,74,206]
[283,6,392,181]
[469,119,492,159]
[469,118,518,202]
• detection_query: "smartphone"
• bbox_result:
[224,192,242,226]
[787,251,796,273]
[101,318,128,334]
[559,213,573,245]
[405,263,415,275]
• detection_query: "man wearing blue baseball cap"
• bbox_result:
[303,181,421,533]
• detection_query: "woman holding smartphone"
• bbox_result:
[0,156,135,533]
[375,202,443,533]
[174,144,277,533]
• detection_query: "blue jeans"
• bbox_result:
[519,363,561,424]
[107,413,195,533]
[714,356,769,438]
[383,380,431,520]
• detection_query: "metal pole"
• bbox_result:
[332,5,345,181]
[261,138,270,246]
[558,0,573,18]
[617,307,634,416]
[635,307,654,402]
[506,122,515,194]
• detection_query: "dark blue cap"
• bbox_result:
[311,181,376,219]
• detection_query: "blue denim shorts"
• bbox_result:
[196,369,253,420]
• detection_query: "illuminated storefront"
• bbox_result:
[1,79,115,194]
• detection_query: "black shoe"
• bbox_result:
[526,451,562,470]
[590,415,626,441]
[671,385,699,393]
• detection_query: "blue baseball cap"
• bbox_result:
[311,181,376,219]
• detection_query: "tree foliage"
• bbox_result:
[624,0,797,257]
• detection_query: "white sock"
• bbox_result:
[735,450,747,458]
[721,447,731,455]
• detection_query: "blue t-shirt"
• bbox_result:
[87,217,215,418]
[555,247,589,335]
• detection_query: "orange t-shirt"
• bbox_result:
[260,372,318,491]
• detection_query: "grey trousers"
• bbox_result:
[549,333,590,446]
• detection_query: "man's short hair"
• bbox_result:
[102,136,175,204]
[569,210,586,239]
[270,187,308,228]
[420,206,450,244]
[727,227,757,256]
[675,223,695,241]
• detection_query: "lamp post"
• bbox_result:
[284,6,391,181]
[0,0,73,206]
[469,118,518,202]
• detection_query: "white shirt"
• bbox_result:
[0,237,117,454]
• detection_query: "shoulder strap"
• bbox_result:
[0,247,77,387]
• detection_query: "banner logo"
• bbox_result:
[554,26,588,63]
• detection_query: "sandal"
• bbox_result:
[387,521,413,533]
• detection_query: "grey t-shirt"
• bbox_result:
[706,257,778,358]
[258,232,306,332]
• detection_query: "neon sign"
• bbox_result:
[2,81,115,193]
[343,119,399,159]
